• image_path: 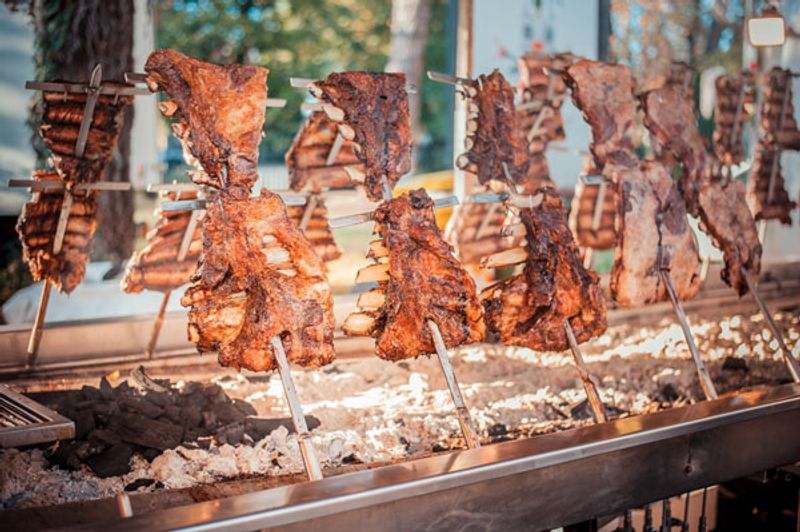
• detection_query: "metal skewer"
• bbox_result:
[124,71,286,107]
[742,266,800,382]
[270,336,323,481]
[291,77,417,94]
[329,195,459,228]
[564,320,608,423]
[427,320,481,449]
[116,493,133,518]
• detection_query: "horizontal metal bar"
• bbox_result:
[580,175,605,185]
[146,183,201,193]
[427,70,472,85]
[124,72,147,84]
[71,383,800,531]
[291,77,417,94]
[25,80,149,96]
[469,192,543,209]
[265,98,287,108]
[329,195,459,228]
[162,192,308,211]
[7,179,132,191]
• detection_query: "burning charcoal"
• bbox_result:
[86,443,134,478]
[487,423,508,437]
[80,385,102,402]
[99,377,114,400]
[116,413,184,450]
[203,384,228,405]
[183,427,210,443]
[722,356,749,372]
[49,441,84,470]
[180,405,203,429]
[232,399,257,417]
[118,395,164,419]
[73,409,95,439]
[142,389,172,408]
[161,404,182,423]
[90,401,118,419]
[125,478,155,492]
[202,410,218,430]
[211,401,247,426]
[130,365,169,393]
[215,422,245,445]
[87,429,121,447]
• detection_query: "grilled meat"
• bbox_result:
[698,179,762,295]
[310,72,411,202]
[342,189,485,361]
[144,49,267,194]
[285,111,363,192]
[562,60,639,169]
[606,162,701,306]
[481,187,607,351]
[16,171,99,293]
[455,70,530,187]
[569,178,617,250]
[181,190,335,371]
[286,193,342,263]
[121,191,203,293]
[748,68,798,224]
[712,72,755,165]
[446,190,521,266]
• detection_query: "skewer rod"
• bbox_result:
[177,209,201,262]
[427,320,481,449]
[271,336,323,481]
[26,281,52,369]
[145,291,171,360]
[298,194,318,232]
[52,191,73,255]
[116,493,133,518]
[329,196,459,228]
[660,271,718,400]
[563,321,607,423]
[742,267,800,382]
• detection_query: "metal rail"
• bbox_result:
[67,383,800,531]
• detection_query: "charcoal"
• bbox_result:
[99,377,114,400]
[141,448,161,462]
[49,441,83,470]
[125,478,155,491]
[487,423,508,437]
[211,401,247,426]
[203,384,228,404]
[130,365,169,393]
[183,427,211,443]
[86,443,133,478]
[118,395,164,419]
[243,416,321,441]
[658,382,680,403]
[232,398,257,417]
[215,422,245,445]
[161,404,182,422]
[341,453,361,464]
[80,385,102,401]
[722,356,749,372]
[142,389,172,407]
[74,409,95,439]
[91,401,118,419]
[180,404,203,428]
[202,410,218,430]
[116,413,184,450]
[115,380,132,394]
[88,429,121,447]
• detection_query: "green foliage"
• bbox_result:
[417,0,451,172]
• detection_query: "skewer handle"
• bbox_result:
[742,267,800,382]
[660,270,719,400]
[563,321,607,423]
[271,336,323,481]
[427,320,481,449]
[26,281,52,369]
[145,291,171,360]
[116,493,133,518]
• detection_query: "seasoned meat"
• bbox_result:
[285,111,363,192]
[606,162,701,306]
[747,68,797,224]
[455,70,530,187]
[712,71,755,165]
[342,189,485,361]
[181,190,335,371]
[144,49,267,194]
[640,85,710,210]
[285,193,342,263]
[16,171,99,293]
[569,178,617,250]
[516,51,572,150]
[310,72,411,202]
[481,187,607,351]
[562,60,639,169]
[663,61,695,98]
[697,179,762,295]
[446,189,521,266]
[121,190,203,293]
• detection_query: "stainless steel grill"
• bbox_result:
[0,385,74,447]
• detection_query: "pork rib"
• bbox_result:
[144,49,267,194]
[562,60,639,170]
[712,71,755,165]
[181,190,335,371]
[481,187,607,351]
[285,111,363,192]
[285,193,342,263]
[446,190,521,266]
[121,190,202,293]
[606,162,701,306]
[569,178,617,250]
[342,189,485,361]
[310,72,411,202]
[455,69,530,187]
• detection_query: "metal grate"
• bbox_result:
[0,385,74,447]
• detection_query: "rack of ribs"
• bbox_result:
[516,51,570,146]
[605,162,701,306]
[285,111,364,192]
[747,68,798,224]
[308,72,412,202]
[285,194,342,263]
[569,176,617,251]
[641,84,762,296]
[455,69,530,188]
[121,190,203,293]
[446,189,521,266]
[181,190,336,371]
[144,49,267,194]
[342,189,485,361]
[712,72,756,165]
[16,171,99,293]
[562,60,639,170]
[481,187,607,351]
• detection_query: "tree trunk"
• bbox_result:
[32,0,135,268]
[386,0,434,175]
